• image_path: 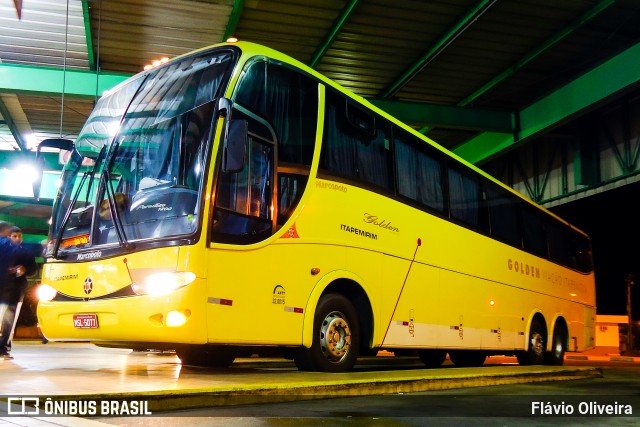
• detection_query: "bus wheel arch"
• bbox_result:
[296,278,374,372]
[517,312,548,366]
[545,316,568,365]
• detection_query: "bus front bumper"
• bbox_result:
[37,281,208,345]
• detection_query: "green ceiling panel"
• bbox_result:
[458,0,615,107]
[454,40,640,164]
[0,213,50,235]
[452,132,514,165]
[0,64,130,97]
[519,41,640,142]
[370,99,513,132]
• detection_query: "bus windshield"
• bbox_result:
[47,49,236,256]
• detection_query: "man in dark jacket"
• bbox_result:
[0,225,36,359]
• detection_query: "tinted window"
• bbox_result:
[448,166,488,231]
[395,131,444,211]
[522,208,547,257]
[230,61,319,233]
[488,184,521,246]
[320,90,392,191]
[235,61,317,166]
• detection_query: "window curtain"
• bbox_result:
[396,138,443,210]
[448,168,479,226]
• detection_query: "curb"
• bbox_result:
[566,354,640,362]
[33,366,601,412]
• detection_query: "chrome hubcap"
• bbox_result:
[319,310,351,363]
[531,332,544,357]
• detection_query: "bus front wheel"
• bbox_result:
[294,293,360,372]
[517,317,546,365]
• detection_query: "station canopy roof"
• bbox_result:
[1,0,640,233]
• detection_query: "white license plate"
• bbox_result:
[73,314,98,329]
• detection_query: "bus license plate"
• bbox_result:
[73,314,98,329]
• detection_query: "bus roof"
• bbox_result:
[111,40,591,239]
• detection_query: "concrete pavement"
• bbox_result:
[0,340,629,425]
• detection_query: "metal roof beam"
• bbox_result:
[309,0,360,69]
[368,99,513,132]
[0,62,513,134]
[453,40,640,164]
[223,0,245,42]
[0,63,129,97]
[0,96,26,151]
[458,0,615,107]
[81,0,96,71]
[381,0,496,99]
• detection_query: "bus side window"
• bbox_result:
[395,132,444,212]
[320,90,392,191]
[447,165,488,232]
[548,222,573,268]
[212,125,274,245]
[522,207,547,257]
[487,184,522,247]
[278,174,308,226]
[233,61,317,229]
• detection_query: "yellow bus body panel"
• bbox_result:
[38,247,208,344]
[37,42,596,354]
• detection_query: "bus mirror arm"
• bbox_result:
[216,97,247,173]
[33,137,74,201]
[221,102,247,173]
[217,97,232,117]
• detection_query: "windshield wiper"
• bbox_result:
[52,171,90,259]
[84,145,107,206]
[102,167,133,250]
[52,146,108,259]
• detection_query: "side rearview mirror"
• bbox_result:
[33,138,74,201]
[222,119,247,173]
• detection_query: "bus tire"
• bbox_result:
[517,317,546,365]
[176,344,236,368]
[448,350,486,367]
[544,323,567,366]
[294,293,360,372]
[418,349,447,368]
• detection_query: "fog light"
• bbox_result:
[166,310,189,327]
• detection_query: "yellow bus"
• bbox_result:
[36,41,595,372]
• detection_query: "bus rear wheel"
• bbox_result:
[448,350,486,367]
[517,317,546,365]
[294,293,360,372]
[176,344,236,368]
[418,350,447,368]
[544,323,567,366]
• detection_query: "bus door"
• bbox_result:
[205,60,318,346]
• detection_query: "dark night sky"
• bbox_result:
[550,181,640,318]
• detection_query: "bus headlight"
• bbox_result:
[131,272,196,296]
[37,284,58,302]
